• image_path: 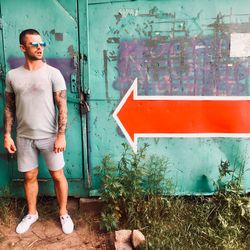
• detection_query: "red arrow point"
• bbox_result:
[117,90,135,141]
[113,78,138,152]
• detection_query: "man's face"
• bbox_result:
[20,34,45,61]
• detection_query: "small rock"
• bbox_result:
[115,230,132,243]
[115,241,133,250]
[83,239,90,244]
[8,241,15,247]
[131,230,145,248]
[95,243,101,248]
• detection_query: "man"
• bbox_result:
[3,29,74,234]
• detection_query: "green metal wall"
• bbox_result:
[87,0,250,195]
[0,0,250,196]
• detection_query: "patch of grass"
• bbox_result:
[96,144,250,250]
[0,187,14,225]
[0,193,61,226]
[37,196,59,220]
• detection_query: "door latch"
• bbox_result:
[80,90,90,114]
[0,63,4,79]
[70,72,78,93]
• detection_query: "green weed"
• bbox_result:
[96,144,250,250]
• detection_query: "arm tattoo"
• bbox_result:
[54,90,68,135]
[4,92,16,135]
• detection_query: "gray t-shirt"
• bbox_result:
[5,63,66,139]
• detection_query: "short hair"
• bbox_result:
[19,29,40,45]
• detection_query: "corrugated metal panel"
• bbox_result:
[87,0,250,195]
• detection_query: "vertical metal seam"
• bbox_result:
[0,1,6,78]
[76,0,91,192]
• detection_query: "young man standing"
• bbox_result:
[4,29,74,234]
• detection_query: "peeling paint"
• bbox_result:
[55,32,63,41]
[103,50,109,99]
[107,37,120,43]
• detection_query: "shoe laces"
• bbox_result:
[61,215,70,225]
[22,214,36,222]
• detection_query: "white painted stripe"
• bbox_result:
[136,133,250,138]
[113,78,137,152]
[135,95,250,101]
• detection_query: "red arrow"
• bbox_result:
[113,78,250,152]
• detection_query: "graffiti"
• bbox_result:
[49,29,63,41]
[42,30,64,42]
[113,35,249,97]
[104,7,250,98]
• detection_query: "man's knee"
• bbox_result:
[50,169,66,182]
[24,168,38,182]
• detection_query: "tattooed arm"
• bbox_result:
[4,92,17,153]
[53,90,68,153]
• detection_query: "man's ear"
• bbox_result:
[19,44,26,53]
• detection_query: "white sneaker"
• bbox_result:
[16,212,39,234]
[60,214,74,234]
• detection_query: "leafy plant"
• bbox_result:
[96,143,172,232]
[96,146,250,249]
[207,159,250,249]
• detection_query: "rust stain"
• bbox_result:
[103,50,109,100]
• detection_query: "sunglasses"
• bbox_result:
[29,41,46,47]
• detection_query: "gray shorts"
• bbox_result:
[16,136,65,172]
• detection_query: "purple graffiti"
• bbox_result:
[113,35,249,97]
[7,58,74,84]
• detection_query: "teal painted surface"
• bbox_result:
[0,1,10,190]
[0,0,88,197]
[87,0,250,194]
[1,0,250,196]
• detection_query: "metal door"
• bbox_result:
[0,0,88,197]
[0,1,10,190]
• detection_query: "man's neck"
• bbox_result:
[24,60,44,71]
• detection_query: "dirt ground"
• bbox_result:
[0,197,113,250]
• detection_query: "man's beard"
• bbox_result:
[26,52,43,61]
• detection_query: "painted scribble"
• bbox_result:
[105,7,250,98]
[113,35,248,97]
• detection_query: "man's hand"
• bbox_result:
[54,134,66,153]
[4,134,17,154]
